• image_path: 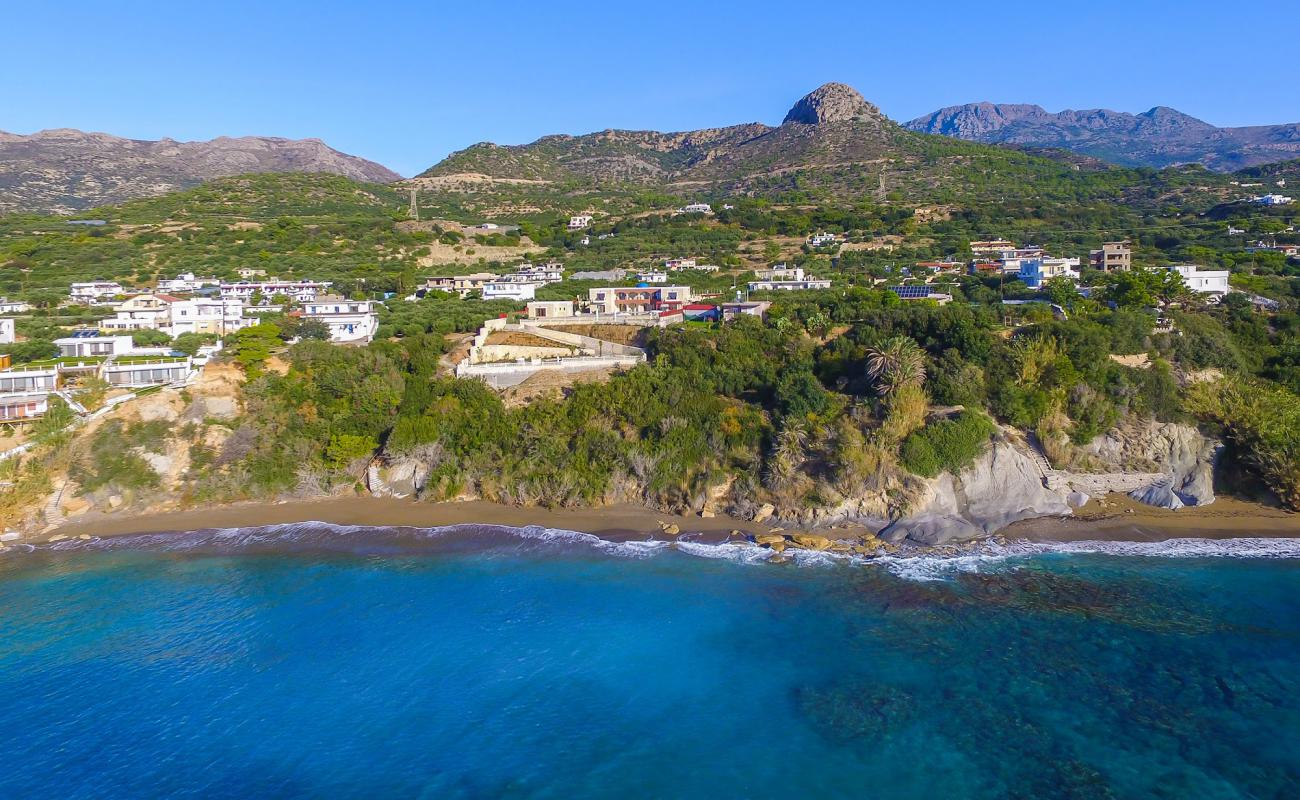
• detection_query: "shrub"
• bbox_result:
[900,411,996,478]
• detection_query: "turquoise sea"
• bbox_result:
[1,523,1298,799]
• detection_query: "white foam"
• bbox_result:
[20,522,1300,582]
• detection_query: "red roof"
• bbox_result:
[684,303,717,310]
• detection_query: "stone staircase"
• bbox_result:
[43,479,78,528]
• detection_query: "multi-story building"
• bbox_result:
[167,297,252,337]
[664,258,697,271]
[1165,265,1231,299]
[100,294,182,331]
[424,273,500,297]
[1019,257,1081,289]
[568,215,593,230]
[300,296,379,343]
[0,318,14,345]
[587,286,692,314]
[1089,241,1132,272]
[70,281,126,304]
[220,280,332,304]
[636,271,669,284]
[748,266,831,291]
[0,298,31,314]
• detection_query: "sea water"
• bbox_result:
[0,524,1297,798]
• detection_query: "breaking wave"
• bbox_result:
[14,522,1300,581]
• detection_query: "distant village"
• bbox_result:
[0,201,1293,425]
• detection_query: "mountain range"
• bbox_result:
[4,84,1299,215]
[905,103,1300,171]
[0,129,401,214]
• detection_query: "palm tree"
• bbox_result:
[864,336,927,396]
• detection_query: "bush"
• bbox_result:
[131,329,173,347]
[900,411,996,478]
[1186,380,1300,509]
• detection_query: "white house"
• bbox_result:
[301,296,378,343]
[221,280,331,304]
[0,298,31,314]
[748,277,833,292]
[0,318,14,345]
[636,271,669,284]
[54,334,137,358]
[568,215,593,230]
[157,272,219,293]
[70,281,125,304]
[664,258,697,271]
[100,293,182,332]
[1251,194,1294,206]
[807,232,838,247]
[678,203,712,215]
[481,282,537,302]
[167,297,251,337]
[1165,265,1231,299]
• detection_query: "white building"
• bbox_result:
[100,293,181,332]
[54,334,137,358]
[1165,265,1231,299]
[70,281,125,304]
[664,258,697,270]
[221,280,331,304]
[1251,194,1294,206]
[748,277,833,292]
[636,271,669,284]
[513,263,565,283]
[167,297,252,337]
[481,282,537,302]
[0,318,13,345]
[0,298,31,314]
[568,215,593,230]
[157,272,219,293]
[301,296,378,343]
[678,203,712,215]
[807,232,838,247]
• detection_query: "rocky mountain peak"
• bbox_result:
[783,83,881,125]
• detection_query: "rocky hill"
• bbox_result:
[0,128,402,214]
[905,102,1300,171]
[418,83,923,191]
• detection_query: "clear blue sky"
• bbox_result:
[4,0,1297,177]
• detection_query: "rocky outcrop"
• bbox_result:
[782,83,882,125]
[882,439,1071,546]
[1080,421,1220,507]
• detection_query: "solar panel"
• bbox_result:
[888,285,931,299]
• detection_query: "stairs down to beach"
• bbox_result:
[43,479,77,528]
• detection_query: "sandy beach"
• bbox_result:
[43,492,1300,545]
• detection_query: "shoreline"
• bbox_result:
[42,493,1300,546]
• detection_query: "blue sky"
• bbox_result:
[3,1,1297,177]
